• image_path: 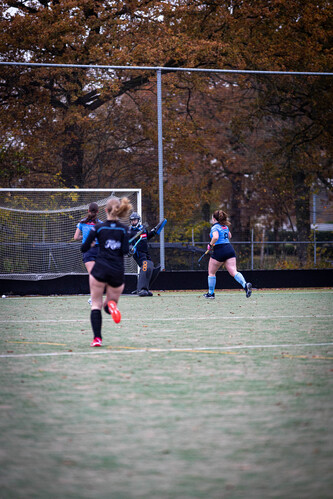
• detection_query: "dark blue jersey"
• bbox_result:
[128,224,156,266]
[81,220,129,266]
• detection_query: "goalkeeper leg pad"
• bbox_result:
[137,260,154,293]
[149,265,161,287]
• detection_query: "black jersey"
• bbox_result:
[128,224,155,266]
[81,220,129,274]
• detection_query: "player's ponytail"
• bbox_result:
[106,197,132,219]
[213,209,231,227]
[81,202,99,224]
[81,212,98,224]
[115,197,132,218]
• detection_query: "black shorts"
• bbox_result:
[211,243,236,263]
[82,246,99,263]
[91,260,124,288]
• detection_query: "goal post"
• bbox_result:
[0,188,141,280]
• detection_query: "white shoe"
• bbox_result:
[88,298,92,305]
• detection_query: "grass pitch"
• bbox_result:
[0,289,332,499]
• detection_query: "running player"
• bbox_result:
[81,197,132,347]
[74,202,102,304]
[204,209,252,299]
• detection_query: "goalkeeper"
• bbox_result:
[128,212,166,297]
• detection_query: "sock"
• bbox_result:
[91,309,102,339]
[234,272,246,288]
[208,276,216,294]
[104,304,111,315]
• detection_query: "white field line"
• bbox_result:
[1,342,333,359]
[0,314,333,324]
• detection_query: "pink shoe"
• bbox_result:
[90,337,102,347]
[108,300,121,324]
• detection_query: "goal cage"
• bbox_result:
[0,188,141,281]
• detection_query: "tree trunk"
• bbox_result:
[292,171,310,267]
[229,174,243,240]
[61,126,85,187]
[202,178,213,241]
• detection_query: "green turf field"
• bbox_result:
[0,289,332,499]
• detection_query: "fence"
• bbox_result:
[1,62,332,271]
[149,240,333,271]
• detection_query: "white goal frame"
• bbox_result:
[0,188,141,280]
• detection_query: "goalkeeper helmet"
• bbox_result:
[130,212,141,227]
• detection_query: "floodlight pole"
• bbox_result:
[313,193,317,266]
[157,69,165,270]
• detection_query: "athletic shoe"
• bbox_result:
[88,298,92,306]
[203,292,215,299]
[245,282,252,298]
[108,300,121,323]
[90,337,102,347]
[138,290,153,297]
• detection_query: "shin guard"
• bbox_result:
[91,309,102,339]
[137,260,154,292]
[149,265,161,287]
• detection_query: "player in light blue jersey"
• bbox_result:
[203,209,252,299]
[74,202,102,304]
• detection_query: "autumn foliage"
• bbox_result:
[0,0,332,265]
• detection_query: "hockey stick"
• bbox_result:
[197,245,214,266]
[132,235,143,250]
[197,249,210,265]
[129,223,148,243]
[129,231,143,244]
[128,235,144,256]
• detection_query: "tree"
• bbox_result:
[1,0,332,267]
[0,0,229,187]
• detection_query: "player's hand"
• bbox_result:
[128,245,135,256]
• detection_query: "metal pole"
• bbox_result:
[157,69,165,270]
[313,194,317,266]
[251,228,254,270]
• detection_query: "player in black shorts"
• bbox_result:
[81,197,132,347]
[74,202,102,305]
[204,209,252,299]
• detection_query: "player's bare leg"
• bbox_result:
[225,258,252,297]
[85,261,96,305]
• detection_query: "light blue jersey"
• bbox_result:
[77,219,102,244]
[210,223,230,244]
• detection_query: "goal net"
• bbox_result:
[0,188,141,280]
